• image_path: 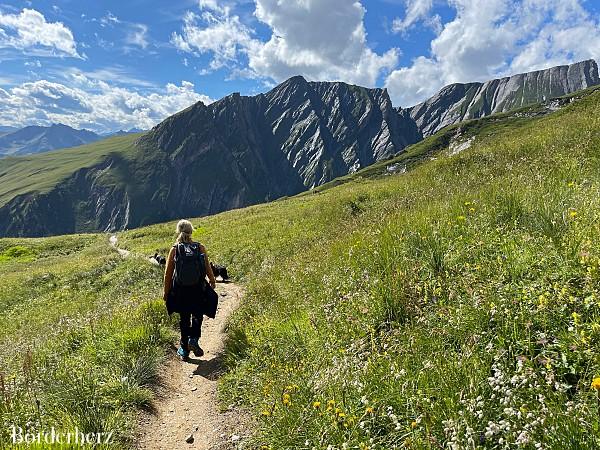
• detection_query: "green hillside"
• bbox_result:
[0,133,140,207]
[2,89,600,448]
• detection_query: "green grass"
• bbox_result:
[0,234,175,448]
[3,89,600,448]
[0,134,140,207]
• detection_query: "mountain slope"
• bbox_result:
[0,61,598,237]
[0,123,101,156]
[407,59,600,136]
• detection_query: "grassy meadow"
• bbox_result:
[1,88,600,448]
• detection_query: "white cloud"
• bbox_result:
[248,0,399,85]
[172,0,399,86]
[392,0,440,34]
[171,9,255,71]
[0,8,80,58]
[125,23,149,49]
[386,0,600,106]
[0,75,213,133]
[99,12,120,27]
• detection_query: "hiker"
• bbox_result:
[163,219,216,360]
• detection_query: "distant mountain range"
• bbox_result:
[0,124,101,156]
[0,59,598,237]
[0,124,146,157]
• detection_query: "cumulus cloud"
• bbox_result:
[172,0,399,86]
[0,75,212,133]
[0,8,80,58]
[386,0,600,106]
[171,8,255,71]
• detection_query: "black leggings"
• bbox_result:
[179,312,203,347]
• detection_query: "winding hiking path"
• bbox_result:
[136,281,249,450]
[108,235,250,449]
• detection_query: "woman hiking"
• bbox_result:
[163,219,216,360]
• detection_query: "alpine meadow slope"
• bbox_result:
[0,60,597,238]
[2,85,600,448]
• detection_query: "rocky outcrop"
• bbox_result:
[134,76,421,220]
[407,59,600,136]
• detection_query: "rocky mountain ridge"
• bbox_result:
[0,59,598,237]
[406,59,599,136]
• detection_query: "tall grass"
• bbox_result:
[0,235,175,448]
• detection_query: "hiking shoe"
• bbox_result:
[177,346,189,361]
[188,338,204,357]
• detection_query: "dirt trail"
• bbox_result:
[136,282,249,450]
[107,235,250,449]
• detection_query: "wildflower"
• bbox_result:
[313,401,321,409]
[411,421,417,429]
[327,400,335,411]
[590,377,600,390]
[365,406,374,414]
[261,409,271,416]
[569,210,578,218]
[457,215,466,221]
[282,393,291,406]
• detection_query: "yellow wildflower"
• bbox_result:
[591,377,600,390]
[569,210,578,218]
[411,421,417,429]
[313,401,321,409]
[282,393,291,406]
[365,406,374,414]
[261,410,271,416]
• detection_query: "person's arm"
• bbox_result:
[200,244,217,288]
[163,247,176,301]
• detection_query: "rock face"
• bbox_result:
[407,59,600,136]
[0,123,101,156]
[134,76,420,220]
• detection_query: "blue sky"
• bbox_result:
[0,0,599,133]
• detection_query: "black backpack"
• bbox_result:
[173,242,206,287]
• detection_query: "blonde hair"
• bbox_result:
[176,219,194,244]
